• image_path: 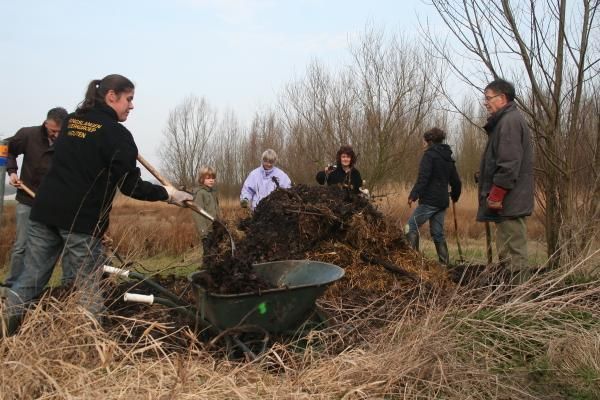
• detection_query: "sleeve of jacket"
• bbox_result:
[351,169,363,192]
[492,115,524,190]
[316,170,327,185]
[279,170,292,188]
[409,152,433,201]
[240,170,256,201]
[105,127,168,201]
[6,128,28,174]
[449,163,462,202]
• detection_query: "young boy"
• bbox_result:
[193,167,220,265]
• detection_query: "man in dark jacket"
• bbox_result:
[3,107,68,287]
[407,128,462,265]
[478,79,534,282]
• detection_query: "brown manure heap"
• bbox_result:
[201,184,448,295]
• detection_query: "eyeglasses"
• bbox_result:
[483,94,503,102]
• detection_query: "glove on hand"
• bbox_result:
[487,184,508,210]
[240,198,250,208]
[164,185,193,207]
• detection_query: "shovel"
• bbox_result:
[485,222,493,264]
[136,154,236,256]
[451,200,465,263]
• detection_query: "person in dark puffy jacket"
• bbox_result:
[406,128,462,265]
[316,145,363,194]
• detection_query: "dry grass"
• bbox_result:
[1,248,599,399]
[2,187,599,399]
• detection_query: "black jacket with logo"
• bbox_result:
[6,125,54,207]
[409,143,462,209]
[30,104,168,236]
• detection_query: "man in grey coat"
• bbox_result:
[477,79,534,283]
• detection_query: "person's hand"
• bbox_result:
[8,173,21,188]
[102,234,114,248]
[487,184,507,211]
[164,185,193,207]
[240,198,249,208]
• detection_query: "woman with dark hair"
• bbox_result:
[406,127,462,265]
[4,74,192,324]
[316,145,363,193]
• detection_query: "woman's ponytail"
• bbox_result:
[77,79,102,113]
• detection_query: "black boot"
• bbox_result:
[435,240,450,265]
[406,231,419,251]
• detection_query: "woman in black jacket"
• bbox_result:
[5,74,192,322]
[316,145,362,193]
[406,128,461,265]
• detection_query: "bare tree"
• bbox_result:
[428,0,600,264]
[349,29,442,188]
[159,96,218,189]
[280,61,356,181]
[279,28,443,190]
[212,109,245,197]
[240,110,287,182]
[455,100,487,188]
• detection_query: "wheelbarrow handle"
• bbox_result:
[122,292,223,340]
[124,293,154,305]
[103,265,130,278]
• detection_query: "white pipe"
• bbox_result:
[102,265,130,278]
[124,293,154,305]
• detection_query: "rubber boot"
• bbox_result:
[0,313,22,337]
[434,240,450,265]
[406,231,419,251]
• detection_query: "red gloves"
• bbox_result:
[487,184,508,210]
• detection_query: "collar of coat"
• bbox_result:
[483,101,516,133]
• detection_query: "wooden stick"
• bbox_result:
[19,182,36,199]
[136,153,217,224]
[451,200,464,262]
[485,222,493,264]
[136,153,170,186]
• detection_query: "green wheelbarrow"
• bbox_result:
[188,259,345,333]
[104,259,344,358]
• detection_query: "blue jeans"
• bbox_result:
[4,203,75,287]
[4,203,31,287]
[407,204,447,243]
[5,221,106,317]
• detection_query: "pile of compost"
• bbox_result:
[201,184,412,294]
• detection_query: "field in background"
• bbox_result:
[0,186,547,272]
